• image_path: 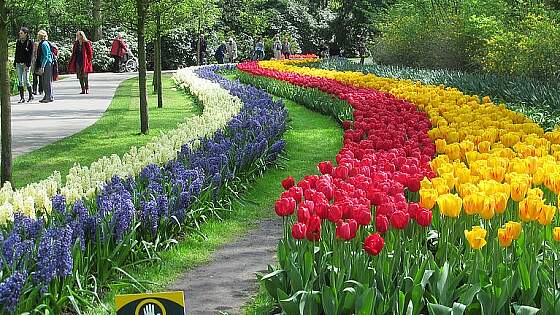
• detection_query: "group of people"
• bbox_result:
[202,34,293,65]
[13,27,94,104]
[214,37,238,64]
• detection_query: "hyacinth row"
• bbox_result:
[239,60,560,313]
[0,66,245,226]
[0,65,287,314]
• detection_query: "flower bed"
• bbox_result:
[239,60,560,314]
[0,65,287,314]
[306,58,560,131]
[0,66,245,226]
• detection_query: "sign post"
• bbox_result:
[115,291,185,315]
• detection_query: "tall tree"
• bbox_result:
[0,0,10,183]
[93,0,102,40]
[137,0,148,134]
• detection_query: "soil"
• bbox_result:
[167,217,282,315]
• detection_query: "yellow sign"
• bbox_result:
[116,291,185,315]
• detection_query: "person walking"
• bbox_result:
[254,37,265,61]
[31,41,42,95]
[273,35,282,60]
[69,31,94,94]
[35,30,54,103]
[215,41,226,64]
[281,37,291,60]
[13,27,34,103]
[226,37,237,63]
[110,33,127,72]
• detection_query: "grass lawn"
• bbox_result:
[84,77,343,314]
[11,74,200,188]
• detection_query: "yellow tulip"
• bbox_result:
[510,180,529,202]
[498,228,513,247]
[493,192,509,214]
[519,196,543,222]
[505,221,522,240]
[437,193,463,218]
[480,196,496,220]
[538,204,556,226]
[463,193,484,216]
[435,139,447,154]
[419,188,438,210]
[478,141,491,153]
[420,177,433,190]
[464,226,487,250]
[553,227,560,242]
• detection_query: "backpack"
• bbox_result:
[49,42,59,81]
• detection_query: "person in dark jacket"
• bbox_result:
[14,27,34,102]
[215,41,226,64]
[281,37,291,60]
[35,30,54,103]
[68,31,94,94]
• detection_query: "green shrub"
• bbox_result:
[372,0,560,79]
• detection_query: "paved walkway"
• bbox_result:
[8,72,136,156]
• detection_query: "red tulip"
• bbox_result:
[297,179,311,191]
[407,202,421,220]
[317,161,333,175]
[354,207,372,226]
[281,176,295,190]
[375,214,389,233]
[287,186,303,203]
[336,219,358,240]
[306,216,322,241]
[327,204,343,222]
[292,223,306,240]
[407,176,421,193]
[342,120,353,130]
[274,197,296,217]
[315,202,329,220]
[390,210,409,229]
[364,233,384,256]
[416,209,433,227]
[297,206,311,223]
[334,165,349,180]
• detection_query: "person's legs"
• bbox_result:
[41,63,53,102]
[32,73,38,94]
[84,73,89,94]
[38,75,43,94]
[78,69,85,93]
[23,67,33,102]
[16,64,25,102]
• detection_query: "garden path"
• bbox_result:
[167,217,282,315]
[8,72,135,156]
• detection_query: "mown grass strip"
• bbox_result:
[12,74,200,188]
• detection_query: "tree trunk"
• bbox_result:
[137,0,149,134]
[0,0,11,184]
[156,15,163,108]
[196,18,201,66]
[93,0,103,41]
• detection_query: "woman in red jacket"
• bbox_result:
[68,31,94,94]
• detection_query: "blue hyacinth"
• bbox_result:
[0,270,27,313]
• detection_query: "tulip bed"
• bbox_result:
[0,65,287,314]
[238,60,560,314]
[306,58,560,131]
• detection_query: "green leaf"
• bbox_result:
[451,302,467,315]
[321,286,337,315]
[513,305,540,315]
[278,288,300,315]
[458,283,480,306]
[356,287,376,315]
[427,303,452,315]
